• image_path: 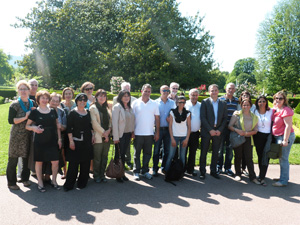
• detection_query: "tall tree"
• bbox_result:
[0,49,14,85]
[256,0,300,94]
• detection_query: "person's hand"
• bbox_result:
[182,138,188,148]
[25,111,31,119]
[281,140,288,147]
[92,135,95,144]
[69,141,75,150]
[58,139,62,149]
[34,125,44,134]
[236,129,245,136]
[215,130,221,136]
[209,130,216,136]
[114,140,120,144]
[171,138,176,147]
[31,107,36,111]
[154,132,159,142]
[131,133,135,139]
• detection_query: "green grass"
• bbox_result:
[1,102,300,176]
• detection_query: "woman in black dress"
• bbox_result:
[63,93,94,191]
[26,90,62,192]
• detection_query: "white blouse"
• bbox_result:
[254,109,273,133]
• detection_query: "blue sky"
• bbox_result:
[0,0,279,72]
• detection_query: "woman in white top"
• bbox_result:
[165,96,191,173]
[253,95,273,186]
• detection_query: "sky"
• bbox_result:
[0,0,279,72]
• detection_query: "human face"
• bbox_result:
[257,98,266,110]
[189,91,199,104]
[226,84,235,97]
[142,87,151,100]
[50,96,60,109]
[123,85,130,92]
[77,96,87,108]
[84,86,94,96]
[18,84,30,99]
[242,93,250,100]
[121,93,130,105]
[177,100,186,109]
[242,101,251,112]
[209,86,219,99]
[171,85,179,94]
[29,81,38,94]
[39,95,49,106]
[160,87,170,98]
[275,94,284,108]
[64,90,73,101]
[96,94,106,105]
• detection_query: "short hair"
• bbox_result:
[117,90,131,109]
[50,92,62,102]
[255,95,270,111]
[94,89,108,108]
[16,80,30,91]
[75,93,88,106]
[121,82,131,90]
[177,95,186,102]
[80,81,95,93]
[160,85,169,91]
[189,88,199,96]
[28,79,38,85]
[208,84,219,91]
[141,84,152,91]
[239,91,252,104]
[241,98,252,107]
[170,82,179,88]
[36,90,50,105]
[62,87,75,100]
[226,83,235,89]
[273,91,289,107]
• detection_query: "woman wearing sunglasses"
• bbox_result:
[80,82,95,108]
[63,93,94,191]
[272,91,295,187]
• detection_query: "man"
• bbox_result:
[217,83,239,176]
[185,88,201,176]
[28,79,38,101]
[168,82,180,103]
[199,84,227,180]
[153,85,176,176]
[132,84,160,180]
[112,81,137,169]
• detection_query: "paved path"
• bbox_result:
[1,165,300,225]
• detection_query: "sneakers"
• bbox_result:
[272,181,287,187]
[23,181,31,187]
[252,178,260,185]
[242,169,249,176]
[133,173,140,181]
[8,185,20,190]
[225,169,234,176]
[141,172,152,180]
[234,176,241,181]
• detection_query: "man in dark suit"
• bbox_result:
[200,84,227,179]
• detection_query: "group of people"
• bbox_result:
[7,79,295,192]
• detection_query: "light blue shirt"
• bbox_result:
[155,97,176,127]
[210,98,219,125]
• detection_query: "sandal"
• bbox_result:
[51,182,61,190]
[37,185,46,193]
[260,179,267,186]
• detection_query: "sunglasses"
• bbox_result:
[162,90,170,93]
[85,87,93,91]
[276,97,284,101]
[78,98,87,102]
[178,101,186,104]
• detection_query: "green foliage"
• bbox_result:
[0,96,4,104]
[208,69,226,92]
[294,103,300,114]
[235,82,258,98]
[256,0,300,94]
[0,49,14,85]
[227,58,257,85]
[0,89,16,99]
[15,0,214,91]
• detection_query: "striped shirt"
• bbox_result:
[219,95,239,122]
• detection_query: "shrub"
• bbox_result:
[0,89,16,99]
[110,76,124,94]
[0,96,4,104]
[294,103,300,114]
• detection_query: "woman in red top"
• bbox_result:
[272,91,295,187]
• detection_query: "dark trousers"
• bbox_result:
[6,157,30,186]
[185,131,199,173]
[217,127,233,170]
[153,127,170,172]
[133,135,153,174]
[200,134,222,174]
[64,160,90,190]
[233,137,256,180]
[115,132,132,165]
[253,132,270,180]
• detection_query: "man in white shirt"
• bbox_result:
[132,84,160,180]
[185,88,201,176]
[168,82,180,103]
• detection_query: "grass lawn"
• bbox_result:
[1,103,300,176]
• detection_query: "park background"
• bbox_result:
[1,0,300,174]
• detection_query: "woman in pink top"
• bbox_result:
[272,91,295,187]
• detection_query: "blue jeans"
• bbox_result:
[274,132,295,185]
[153,128,170,172]
[217,127,233,170]
[165,136,187,172]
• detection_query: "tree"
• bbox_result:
[0,49,14,85]
[256,0,300,94]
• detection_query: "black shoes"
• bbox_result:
[199,173,206,180]
[210,172,221,179]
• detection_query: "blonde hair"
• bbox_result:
[16,80,30,91]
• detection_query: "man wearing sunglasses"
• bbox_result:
[152,85,176,176]
[168,82,180,103]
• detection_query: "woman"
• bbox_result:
[272,91,295,187]
[90,89,112,183]
[26,90,62,192]
[63,93,94,191]
[112,90,135,182]
[60,87,76,179]
[6,80,34,190]
[80,82,95,108]
[253,95,273,186]
[228,98,260,184]
[165,96,191,173]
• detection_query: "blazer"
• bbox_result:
[112,95,137,106]
[200,97,227,137]
[89,104,112,144]
[112,103,135,141]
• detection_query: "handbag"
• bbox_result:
[267,143,282,159]
[106,144,125,179]
[229,116,246,148]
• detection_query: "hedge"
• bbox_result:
[0,89,16,99]
[266,96,300,108]
[0,96,4,104]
